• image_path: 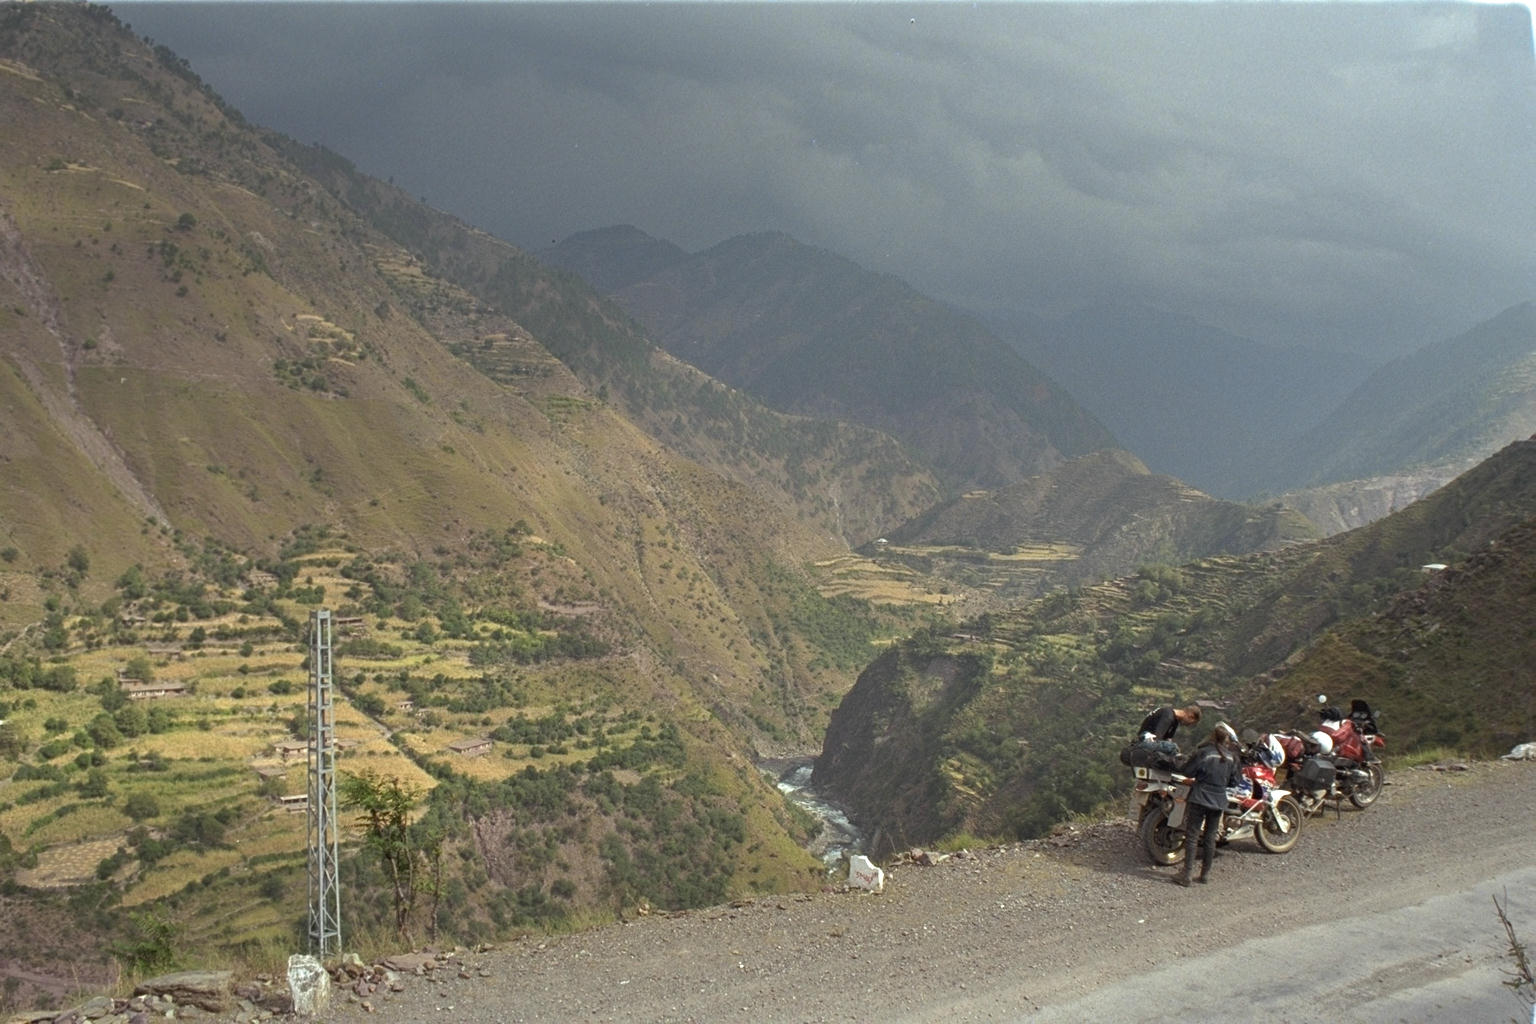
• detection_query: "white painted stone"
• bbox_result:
[287,953,331,1015]
[848,853,885,892]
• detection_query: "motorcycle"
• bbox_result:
[1131,755,1303,865]
[1280,696,1386,815]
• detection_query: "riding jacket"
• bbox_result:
[1181,743,1239,811]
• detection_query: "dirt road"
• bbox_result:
[315,760,1536,1024]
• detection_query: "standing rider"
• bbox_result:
[1175,722,1240,887]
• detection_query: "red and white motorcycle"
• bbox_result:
[1267,696,1386,816]
[1131,750,1304,865]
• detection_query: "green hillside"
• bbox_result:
[276,150,944,550]
[0,6,937,1004]
[813,439,1536,854]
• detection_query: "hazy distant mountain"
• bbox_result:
[1276,301,1536,491]
[542,227,1117,492]
[540,225,687,293]
[991,305,1377,500]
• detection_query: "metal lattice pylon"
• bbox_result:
[306,608,342,958]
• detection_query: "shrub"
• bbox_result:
[122,792,160,821]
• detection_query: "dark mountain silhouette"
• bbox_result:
[542,227,1117,492]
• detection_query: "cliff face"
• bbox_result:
[1277,461,1480,536]
[811,643,992,855]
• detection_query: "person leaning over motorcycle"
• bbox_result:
[1175,722,1240,887]
[1138,704,1201,744]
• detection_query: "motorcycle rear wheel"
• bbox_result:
[1140,805,1185,866]
[1350,763,1385,808]
[1255,795,1303,854]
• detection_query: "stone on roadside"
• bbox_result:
[848,854,885,892]
[134,970,234,1013]
[380,952,438,974]
[287,954,331,1016]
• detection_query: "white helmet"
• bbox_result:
[1259,734,1285,768]
[1310,730,1334,756]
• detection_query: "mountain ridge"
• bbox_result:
[540,225,1117,492]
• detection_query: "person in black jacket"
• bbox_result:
[1175,722,1240,887]
[1137,704,1201,744]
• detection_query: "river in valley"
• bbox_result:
[763,757,864,871]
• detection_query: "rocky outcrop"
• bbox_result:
[811,644,991,856]
[1278,462,1476,536]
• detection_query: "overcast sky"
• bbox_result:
[117,2,1535,359]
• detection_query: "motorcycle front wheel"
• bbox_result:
[1140,804,1185,866]
[1256,795,1303,853]
[1350,763,1385,808]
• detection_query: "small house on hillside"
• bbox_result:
[122,680,189,700]
[275,793,309,813]
[448,737,493,758]
[274,740,308,762]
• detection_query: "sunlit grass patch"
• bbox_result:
[129,845,244,904]
[135,729,274,761]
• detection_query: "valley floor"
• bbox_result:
[285,758,1536,1024]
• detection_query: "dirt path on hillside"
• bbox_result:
[290,760,1536,1024]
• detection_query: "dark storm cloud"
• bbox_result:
[118,2,1535,355]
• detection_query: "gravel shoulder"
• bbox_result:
[298,760,1536,1023]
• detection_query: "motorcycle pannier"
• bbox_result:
[1121,742,1178,769]
[1295,755,1335,794]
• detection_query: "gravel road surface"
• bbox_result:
[311,760,1536,1024]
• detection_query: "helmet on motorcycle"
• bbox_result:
[1259,734,1285,768]
[1214,722,1239,747]
[1310,730,1334,756]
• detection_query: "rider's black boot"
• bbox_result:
[1174,853,1192,887]
[1196,849,1212,883]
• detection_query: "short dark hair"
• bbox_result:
[1182,705,1202,724]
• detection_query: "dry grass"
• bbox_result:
[15,836,122,888]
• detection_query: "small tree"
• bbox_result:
[340,771,443,942]
[67,545,90,576]
[110,909,178,976]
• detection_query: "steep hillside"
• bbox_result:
[813,438,1536,853]
[1236,517,1536,755]
[0,5,940,996]
[541,227,1116,492]
[1277,302,1536,491]
[278,157,942,550]
[871,449,1316,605]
